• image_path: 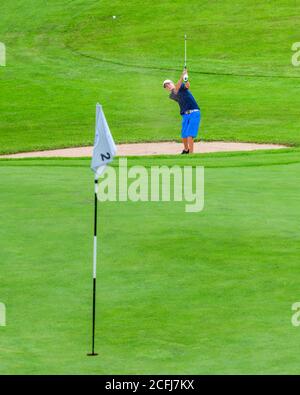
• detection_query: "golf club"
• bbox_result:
[183,34,188,82]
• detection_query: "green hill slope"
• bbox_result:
[0,0,299,153]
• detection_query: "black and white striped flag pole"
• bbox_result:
[87,177,99,356]
[88,103,117,356]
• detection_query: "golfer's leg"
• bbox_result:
[186,112,200,153]
[181,115,189,152]
[182,138,189,151]
[188,137,194,153]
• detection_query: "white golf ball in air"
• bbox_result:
[113,15,116,19]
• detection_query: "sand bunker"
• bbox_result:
[0,141,287,158]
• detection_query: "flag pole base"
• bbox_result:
[87,353,98,356]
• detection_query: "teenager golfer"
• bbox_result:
[163,70,201,154]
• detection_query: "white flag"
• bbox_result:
[91,104,117,178]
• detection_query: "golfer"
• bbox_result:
[163,70,201,154]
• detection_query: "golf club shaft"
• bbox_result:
[184,34,187,69]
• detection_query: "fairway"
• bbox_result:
[1,0,300,154]
[1,151,300,374]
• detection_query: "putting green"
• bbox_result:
[1,150,300,374]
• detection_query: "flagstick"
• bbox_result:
[87,177,99,356]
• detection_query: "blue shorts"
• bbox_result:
[181,111,201,138]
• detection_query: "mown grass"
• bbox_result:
[1,151,300,374]
[0,0,300,154]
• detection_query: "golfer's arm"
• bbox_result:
[175,70,188,92]
[175,76,183,93]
